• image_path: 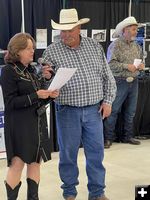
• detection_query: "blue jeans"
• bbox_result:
[55,103,105,199]
[104,78,138,141]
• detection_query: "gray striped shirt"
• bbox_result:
[42,37,116,107]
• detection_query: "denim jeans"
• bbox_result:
[104,78,138,141]
[55,103,105,199]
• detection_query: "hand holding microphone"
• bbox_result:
[38,58,55,80]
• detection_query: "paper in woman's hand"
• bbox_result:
[48,68,77,91]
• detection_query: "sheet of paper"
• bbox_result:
[48,68,77,91]
[134,59,142,68]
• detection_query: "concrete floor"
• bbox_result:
[0,139,150,200]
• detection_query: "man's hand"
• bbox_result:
[127,64,137,73]
[99,103,112,119]
[137,63,145,70]
[42,65,55,80]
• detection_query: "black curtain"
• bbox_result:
[0,0,62,54]
[24,0,62,60]
[2,0,150,147]
[0,0,63,152]
[132,0,150,22]
[0,0,22,49]
[66,0,130,52]
[23,0,63,152]
[131,0,150,137]
[134,76,150,137]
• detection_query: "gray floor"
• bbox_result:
[0,140,150,200]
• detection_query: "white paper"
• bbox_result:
[134,59,142,68]
[48,68,77,91]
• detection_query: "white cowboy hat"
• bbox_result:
[51,8,90,30]
[112,16,138,38]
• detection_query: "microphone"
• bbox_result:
[38,57,47,66]
[0,49,7,54]
[37,57,55,77]
[30,62,37,67]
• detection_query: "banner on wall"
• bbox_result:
[0,85,6,159]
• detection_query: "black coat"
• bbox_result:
[1,62,52,166]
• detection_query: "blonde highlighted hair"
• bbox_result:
[5,32,35,64]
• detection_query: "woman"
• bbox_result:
[1,33,59,199]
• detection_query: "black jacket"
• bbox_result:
[1,62,52,166]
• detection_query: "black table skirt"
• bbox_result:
[133,75,150,136]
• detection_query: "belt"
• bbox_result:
[115,76,137,83]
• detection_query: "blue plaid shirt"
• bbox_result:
[42,37,116,107]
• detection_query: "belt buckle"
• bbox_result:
[126,77,134,83]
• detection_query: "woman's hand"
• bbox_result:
[36,89,59,99]
[49,90,59,98]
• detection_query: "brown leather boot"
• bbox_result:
[95,195,109,200]
[104,140,112,148]
[88,194,109,200]
[65,196,76,200]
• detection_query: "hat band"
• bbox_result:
[60,21,78,25]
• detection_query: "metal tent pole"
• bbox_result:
[129,0,132,16]
[63,0,66,8]
[21,0,25,32]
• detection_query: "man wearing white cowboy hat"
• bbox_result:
[104,16,144,149]
[42,8,116,200]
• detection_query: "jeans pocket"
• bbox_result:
[115,78,122,84]
[55,104,66,113]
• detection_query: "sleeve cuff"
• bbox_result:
[27,92,38,105]
[103,100,112,105]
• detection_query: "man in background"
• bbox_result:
[104,16,144,148]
